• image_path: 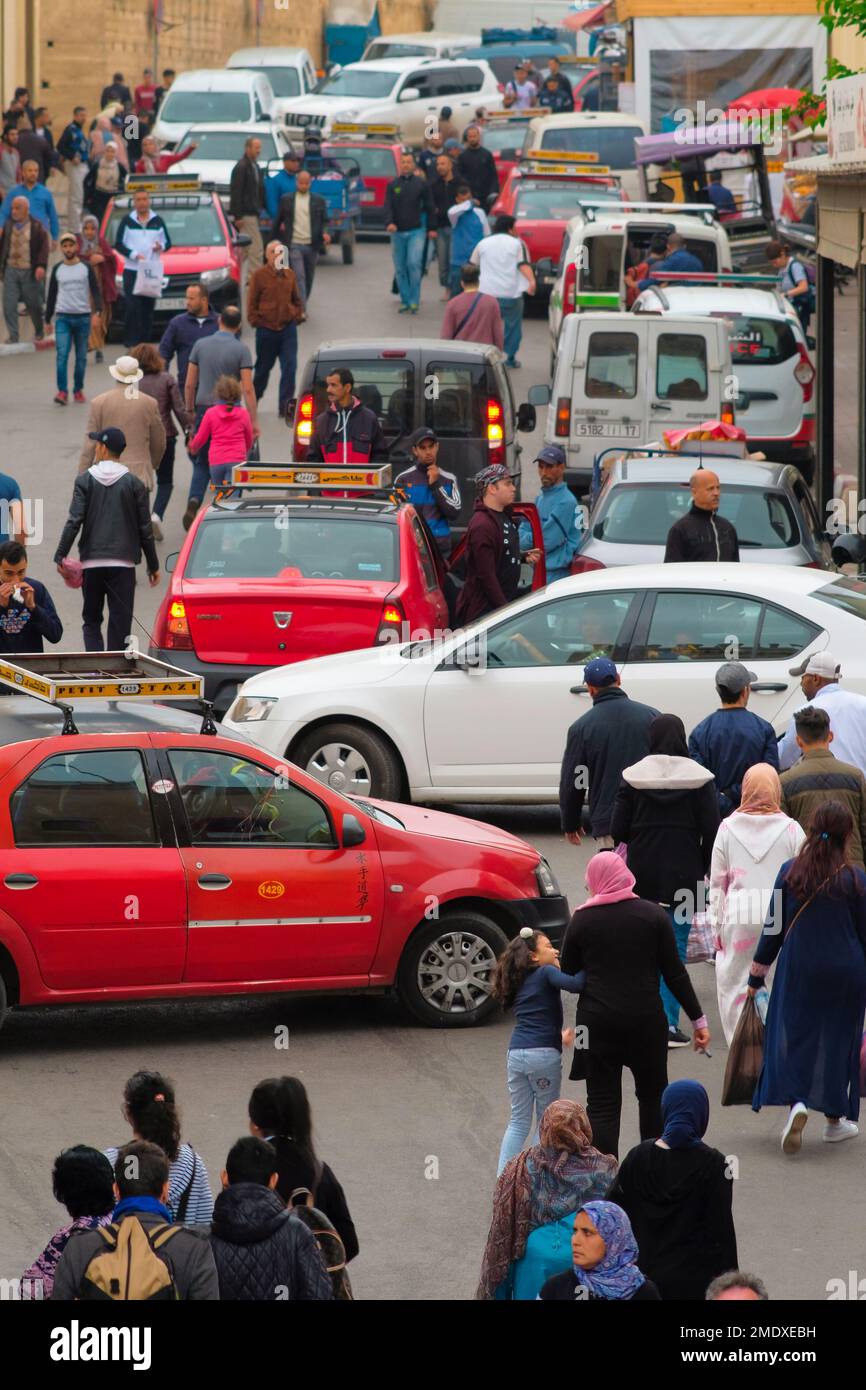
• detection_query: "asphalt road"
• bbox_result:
[1,240,858,1302]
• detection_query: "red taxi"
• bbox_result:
[324,125,402,235]
[102,175,245,336]
[0,729,568,1030]
[491,161,624,297]
[150,465,546,716]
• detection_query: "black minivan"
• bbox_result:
[290,339,537,528]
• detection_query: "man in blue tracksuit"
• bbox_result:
[393,427,461,557]
[447,184,489,298]
[518,444,581,583]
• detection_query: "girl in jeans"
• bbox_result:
[493,927,585,1175]
[188,374,253,494]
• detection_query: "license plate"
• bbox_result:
[157,296,187,310]
[360,192,376,203]
[574,421,641,438]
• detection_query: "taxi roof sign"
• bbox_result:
[525,149,601,163]
[330,121,400,138]
[485,108,546,122]
[125,174,203,194]
[230,463,393,490]
[0,652,205,705]
[521,160,612,176]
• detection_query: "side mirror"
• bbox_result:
[342,813,366,846]
[165,551,179,574]
[452,643,486,672]
[831,532,866,568]
[516,402,536,432]
[528,384,551,406]
[399,87,420,103]
[233,232,252,248]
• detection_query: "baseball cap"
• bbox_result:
[535,444,566,467]
[410,426,438,448]
[474,463,513,495]
[789,651,840,679]
[585,656,618,686]
[59,230,77,244]
[715,661,757,693]
[88,426,127,455]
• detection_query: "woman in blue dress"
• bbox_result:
[749,801,866,1155]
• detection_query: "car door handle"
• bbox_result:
[197,874,233,890]
[4,873,38,889]
[750,682,788,692]
[570,684,589,694]
[650,402,672,410]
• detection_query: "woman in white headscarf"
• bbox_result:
[84,141,126,223]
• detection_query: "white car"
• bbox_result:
[171,122,293,201]
[226,46,318,100]
[275,57,500,144]
[361,32,480,61]
[632,283,816,481]
[222,566,866,804]
[153,69,275,147]
[521,112,648,199]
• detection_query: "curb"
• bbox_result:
[0,337,55,357]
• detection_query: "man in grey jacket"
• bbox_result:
[51,1141,219,1300]
[55,426,160,651]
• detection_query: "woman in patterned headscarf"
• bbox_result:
[538,1200,660,1301]
[476,1099,617,1300]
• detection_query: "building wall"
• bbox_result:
[830,25,866,73]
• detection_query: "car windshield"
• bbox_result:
[186,130,278,160]
[712,313,799,365]
[350,796,405,828]
[594,483,800,549]
[105,200,225,247]
[185,514,400,581]
[813,577,866,621]
[482,123,531,156]
[365,42,430,58]
[160,91,251,123]
[318,70,400,98]
[515,183,617,218]
[538,125,639,168]
[325,143,395,176]
[255,67,300,97]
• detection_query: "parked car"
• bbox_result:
[226,45,318,99]
[361,32,480,60]
[520,112,648,198]
[324,128,403,235]
[632,283,816,480]
[171,122,295,204]
[291,339,538,526]
[223,567,866,803]
[573,456,832,573]
[153,69,275,148]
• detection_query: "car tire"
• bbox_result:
[396,911,507,1028]
[291,721,403,800]
[341,226,355,266]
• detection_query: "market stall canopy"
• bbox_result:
[635,123,767,165]
[727,87,803,113]
[562,0,614,31]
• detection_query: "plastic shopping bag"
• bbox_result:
[685,911,716,964]
[721,993,765,1106]
[133,256,164,298]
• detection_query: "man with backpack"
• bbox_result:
[767,239,814,336]
[208,1137,333,1301]
[51,1141,219,1300]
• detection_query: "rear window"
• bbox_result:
[538,124,639,169]
[482,123,531,156]
[595,484,800,549]
[185,515,399,581]
[585,331,638,399]
[365,42,430,58]
[311,360,415,439]
[425,360,486,436]
[256,67,301,98]
[656,333,708,401]
[325,144,395,177]
[717,314,799,365]
[160,91,251,123]
[813,576,866,621]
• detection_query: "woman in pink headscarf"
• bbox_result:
[559,852,710,1157]
[709,762,805,1043]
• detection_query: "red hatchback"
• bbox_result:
[491,166,624,296]
[324,135,402,235]
[0,731,568,1029]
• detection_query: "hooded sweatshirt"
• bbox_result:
[54,461,159,571]
[610,753,720,904]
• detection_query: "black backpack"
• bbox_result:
[289,1186,353,1301]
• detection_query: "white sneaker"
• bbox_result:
[150,513,163,542]
[781,1102,808,1154]
[822,1119,859,1143]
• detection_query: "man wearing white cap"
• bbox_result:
[78,355,165,493]
[778,652,866,774]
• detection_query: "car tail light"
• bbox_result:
[555,397,570,437]
[794,345,815,402]
[563,260,577,315]
[570,555,605,574]
[720,402,736,427]
[165,599,193,651]
[294,392,315,460]
[376,598,405,644]
[487,397,505,465]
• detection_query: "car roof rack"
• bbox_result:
[228,463,393,490]
[0,652,216,736]
[125,174,204,193]
[577,199,718,225]
[645,271,779,285]
[329,121,400,139]
[519,158,613,177]
[485,108,546,121]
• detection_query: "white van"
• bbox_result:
[546,207,733,362]
[153,70,276,147]
[522,112,647,198]
[361,32,480,61]
[533,310,734,496]
[227,47,318,100]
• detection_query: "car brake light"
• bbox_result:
[376,599,405,644]
[165,599,193,651]
[564,261,576,315]
[555,397,570,437]
[294,392,314,459]
[794,345,815,402]
[381,350,407,357]
[487,397,505,465]
[720,403,736,426]
[570,555,605,574]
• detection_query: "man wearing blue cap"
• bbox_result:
[559,658,659,848]
[518,445,581,584]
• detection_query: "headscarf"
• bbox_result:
[579,850,638,910]
[572,1200,645,1300]
[648,713,689,757]
[659,1079,709,1150]
[475,1101,617,1300]
[79,216,100,255]
[738,762,782,816]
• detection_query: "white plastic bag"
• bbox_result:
[132,256,164,298]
